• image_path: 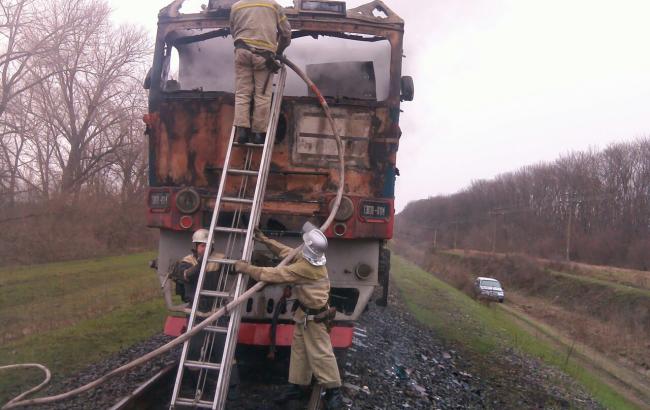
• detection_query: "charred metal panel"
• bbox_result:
[150,95,234,186]
[307,61,377,100]
[148,96,398,198]
[290,104,374,169]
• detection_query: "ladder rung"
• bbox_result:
[205,325,229,334]
[185,360,222,371]
[221,196,254,205]
[200,290,231,298]
[174,398,214,408]
[207,257,238,265]
[214,226,248,235]
[228,168,259,176]
[233,142,264,148]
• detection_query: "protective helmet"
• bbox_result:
[192,228,210,244]
[301,222,327,266]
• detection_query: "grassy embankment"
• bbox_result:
[0,252,166,404]
[391,255,639,410]
[432,250,650,369]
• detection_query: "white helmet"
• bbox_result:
[192,228,210,244]
[301,222,327,266]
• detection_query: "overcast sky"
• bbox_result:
[110,0,650,212]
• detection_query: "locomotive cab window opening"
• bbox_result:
[162,31,235,92]
[159,30,390,99]
[284,35,391,101]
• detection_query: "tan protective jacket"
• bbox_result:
[230,0,292,53]
[240,237,330,320]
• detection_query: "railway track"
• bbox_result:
[109,359,325,410]
[110,363,177,410]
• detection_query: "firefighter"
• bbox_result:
[234,223,343,409]
[230,0,291,145]
[170,228,223,307]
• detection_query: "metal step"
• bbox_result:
[207,257,238,265]
[233,142,264,148]
[185,360,222,371]
[221,196,254,205]
[174,398,214,408]
[213,227,248,235]
[228,169,259,176]
[205,325,229,334]
[199,290,231,298]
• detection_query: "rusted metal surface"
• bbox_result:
[146,98,394,195]
[145,1,404,238]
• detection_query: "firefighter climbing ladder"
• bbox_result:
[170,65,288,410]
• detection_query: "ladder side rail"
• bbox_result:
[170,125,238,407]
[249,68,288,233]
[212,66,287,409]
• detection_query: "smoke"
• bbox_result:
[284,36,390,100]
[171,31,391,100]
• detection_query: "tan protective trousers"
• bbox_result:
[233,48,273,133]
[288,320,342,389]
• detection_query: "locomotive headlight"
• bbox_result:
[175,188,201,214]
[355,263,372,280]
[329,196,354,222]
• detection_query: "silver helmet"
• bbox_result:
[191,228,210,244]
[301,222,327,266]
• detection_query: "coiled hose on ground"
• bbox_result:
[0,55,346,409]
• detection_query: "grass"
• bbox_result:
[0,252,166,404]
[548,269,650,298]
[391,254,639,410]
[0,252,159,343]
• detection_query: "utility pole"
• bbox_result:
[562,194,586,262]
[453,221,458,249]
[565,203,573,261]
[433,228,438,249]
[489,209,505,253]
[564,198,583,262]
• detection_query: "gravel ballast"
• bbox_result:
[14,287,602,409]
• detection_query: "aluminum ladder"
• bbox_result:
[170,65,287,409]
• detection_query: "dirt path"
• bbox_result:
[499,302,650,408]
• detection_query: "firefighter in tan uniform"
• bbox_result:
[171,229,224,306]
[230,0,291,144]
[235,223,344,409]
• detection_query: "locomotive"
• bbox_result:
[144,0,412,348]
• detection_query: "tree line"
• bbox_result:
[396,138,650,270]
[0,0,154,265]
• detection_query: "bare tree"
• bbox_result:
[0,0,87,118]
[397,138,650,269]
[27,0,149,195]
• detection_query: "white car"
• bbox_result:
[473,277,505,303]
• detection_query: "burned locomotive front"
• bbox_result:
[145,0,411,346]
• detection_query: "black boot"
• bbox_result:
[324,387,344,409]
[237,127,251,144]
[273,384,307,403]
[252,132,266,145]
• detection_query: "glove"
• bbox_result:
[183,256,203,281]
[254,227,269,242]
[266,57,282,73]
[235,260,251,273]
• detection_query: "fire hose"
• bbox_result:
[0,56,345,409]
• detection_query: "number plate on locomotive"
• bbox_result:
[360,200,390,221]
[149,191,170,209]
